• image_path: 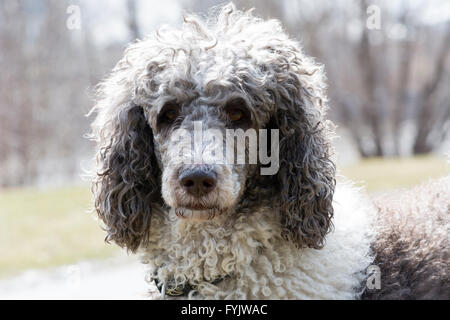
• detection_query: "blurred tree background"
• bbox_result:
[0,0,449,188]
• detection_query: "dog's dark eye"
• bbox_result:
[228,108,244,122]
[225,98,251,127]
[163,108,178,121]
[158,103,180,126]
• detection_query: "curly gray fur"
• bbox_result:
[91,103,162,252]
[363,175,450,300]
[90,2,335,252]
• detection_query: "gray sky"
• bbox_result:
[81,0,450,46]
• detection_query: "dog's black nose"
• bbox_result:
[179,168,217,197]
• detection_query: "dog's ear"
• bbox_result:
[91,97,161,252]
[268,54,336,249]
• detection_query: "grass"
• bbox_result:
[0,155,448,278]
[339,155,449,193]
[0,186,120,278]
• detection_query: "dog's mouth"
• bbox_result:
[174,206,228,220]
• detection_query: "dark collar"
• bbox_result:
[153,275,229,298]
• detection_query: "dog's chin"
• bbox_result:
[174,206,228,221]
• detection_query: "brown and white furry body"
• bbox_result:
[89,3,449,299]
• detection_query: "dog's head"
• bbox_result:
[90,3,336,252]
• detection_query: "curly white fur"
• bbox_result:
[142,181,376,299]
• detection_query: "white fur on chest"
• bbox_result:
[142,182,376,299]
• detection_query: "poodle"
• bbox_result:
[89,3,449,299]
